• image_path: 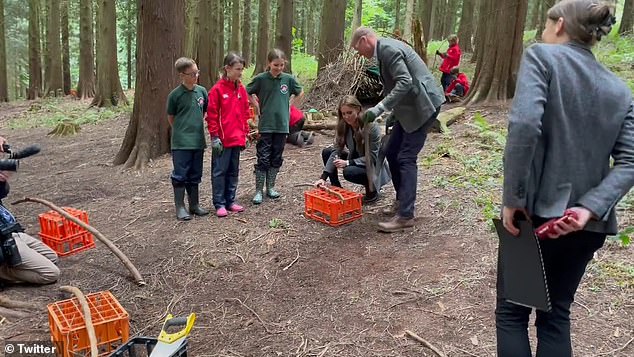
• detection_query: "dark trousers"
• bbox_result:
[321,147,367,186]
[451,83,465,97]
[441,72,453,91]
[289,119,305,135]
[496,222,606,357]
[171,149,204,185]
[255,133,287,171]
[385,115,436,219]
[212,147,241,209]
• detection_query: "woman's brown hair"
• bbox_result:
[547,0,616,46]
[335,95,365,155]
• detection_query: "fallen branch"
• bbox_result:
[303,121,337,131]
[320,186,345,202]
[404,330,446,357]
[597,337,634,356]
[428,106,466,133]
[12,197,146,286]
[60,286,98,357]
[282,249,300,271]
[226,298,283,334]
[0,296,39,310]
[0,306,30,320]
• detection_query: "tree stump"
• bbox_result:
[48,121,81,136]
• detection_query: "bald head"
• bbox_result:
[350,27,378,59]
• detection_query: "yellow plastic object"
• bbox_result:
[157,313,196,344]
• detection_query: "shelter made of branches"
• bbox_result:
[304,51,383,113]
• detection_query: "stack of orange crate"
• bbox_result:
[48,291,130,356]
[38,207,95,257]
[304,186,363,226]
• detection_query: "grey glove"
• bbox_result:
[211,137,224,156]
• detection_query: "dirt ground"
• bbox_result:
[0,99,632,356]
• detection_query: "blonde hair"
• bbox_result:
[547,0,616,45]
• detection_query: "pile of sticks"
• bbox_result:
[303,51,383,113]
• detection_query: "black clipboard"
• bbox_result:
[493,219,551,312]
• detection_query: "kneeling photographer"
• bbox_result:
[0,136,59,285]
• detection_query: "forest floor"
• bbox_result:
[0,97,632,357]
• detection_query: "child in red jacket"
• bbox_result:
[206,53,250,217]
[445,67,470,102]
[436,34,462,92]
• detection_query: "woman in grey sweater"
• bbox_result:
[499,1,634,356]
[314,95,390,204]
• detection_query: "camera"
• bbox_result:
[0,143,41,171]
[0,222,22,267]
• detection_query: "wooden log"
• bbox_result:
[428,106,466,133]
[302,121,338,131]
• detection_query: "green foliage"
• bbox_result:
[241,53,318,93]
[269,218,287,229]
[610,226,633,247]
[6,97,132,130]
[595,34,634,92]
[466,113,507,147]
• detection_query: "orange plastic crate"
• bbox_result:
[48,291,130,357]
[39,231,95,257]
[304,186,363,226]
[39,207,90,239]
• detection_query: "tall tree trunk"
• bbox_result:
[620,0,633,35]
[352,0,362,31]
[77,0,95,99]
[45,0,63,96]
[275,0,293,72]
[442,0,459,37]
[466,0,528,104]
[394,0,401,32]
[403,0,415,42]
[230,0,240,52]
[0,0,6,102]
[305,0,315,55]
[457,0,475,52]
[41,0,49,89]
[92,0,127,107]
[114,0,185,169]
[185,0,200,58]
[472,0,487,63]
[535,0,548,40]
[421,0,435,43]
[28,0,42,99]
[242,0,252,65]
[198,0,214,88]
[529,0,540,30]
[317,0,345,73]
[254,0,270,74]
[61,0,71,95]
[126,0,133,89]
[413,18,428,64]
[217,0,225,68]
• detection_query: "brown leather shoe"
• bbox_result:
[378,216,415,233]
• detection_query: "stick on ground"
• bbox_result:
[60,286,98,357]
[13,197,146,286]
[404,330,447,357]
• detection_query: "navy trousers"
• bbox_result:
[211,147,241,209]
[171,149,204,186]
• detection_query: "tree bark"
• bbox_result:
[305,0,316,55]
[529,0,540,30]
[242,0,252,66]
[253,0,270,75]
[216,0,225,68]
[535,0,549,40]
[457,0,475,52]
[61,0,70,95]
[0,0,8,102]
[28,0,42,99]
[317,0,345,73]
[620,0,633,35]
[472,0,487,64]
[230,0,240,52]
[420,0,434,44]
[466,0,528,104]
[352,0,362,31]
[275,0,293,72]
[114,0,185,169]
[198,0,214,88]
[77,0,95,99]
[394,0,401,32]
[92,0,127,107]
[413,18,428,64]
[126,0,134,89]
[403,0,415,42]
[184,0,200,58]
[45,0,63,97]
